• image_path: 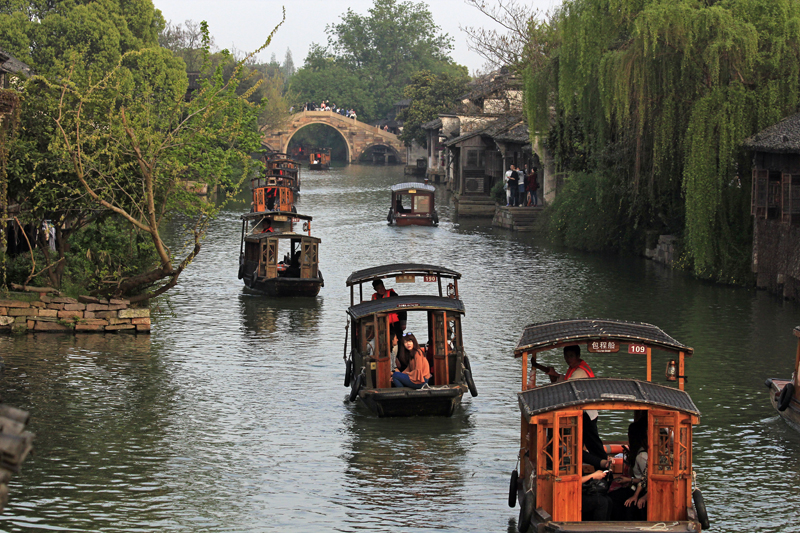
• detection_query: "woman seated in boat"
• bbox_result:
[623,420,649,519]
[581,468,612,521]
[392,333,430,389]
[609,414,647,520]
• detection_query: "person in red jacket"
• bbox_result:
[371,279,404,343]
[546,345,608,470]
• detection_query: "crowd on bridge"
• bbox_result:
[297,101,358,120]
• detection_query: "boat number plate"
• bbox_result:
[628,343,647,354]
[424,276,437,282]
[397,303,420,308]
[273,215,288,222]
[396,274,415,283]
[587,340,619,353]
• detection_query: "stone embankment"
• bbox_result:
[0,294,150,334]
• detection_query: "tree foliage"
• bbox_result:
[526,0,800,283]
[397,70,470,147]
[2,1,283,299]
[290,0,466,122]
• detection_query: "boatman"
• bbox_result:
[545,345,609,470]
[371,279,404,343]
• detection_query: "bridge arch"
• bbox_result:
[261,110,406,164]
[286,122,351,162]
[357,142,402,164]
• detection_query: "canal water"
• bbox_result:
[1,164,799,532]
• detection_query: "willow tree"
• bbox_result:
[526,0,800,282]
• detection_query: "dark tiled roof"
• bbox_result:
[390,182,436,193]
[517,378,700,418]
[0,47,32,77]
[346,263,461,286]
[494,122,530,144]
[443,115,524,147]
[742,112,800,153]
[421,118,442,130]
[347,295,465,320]
[515,318,692,355]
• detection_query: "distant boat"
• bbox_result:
[308,148,331,170]
[387,182,438,226]
[261,152,301,192]
[765,326,800,432]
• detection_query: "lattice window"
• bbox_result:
[540,426,555,475]
[558,416,579,476]
[678,426,689,472]
[654,416,674,474]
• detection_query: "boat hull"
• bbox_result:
[359,385,465,417]
[244,276,323,297]
[767,378,800,431]
[308,163,329,170]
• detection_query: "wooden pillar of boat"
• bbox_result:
[350,285,354,307]
[359,283,363,304]
[454,279,459,299]
[678,351,685,391]
[646,347,651,382]
[794,328,800,389]
[437,276,442,297]
[522,350,530,390]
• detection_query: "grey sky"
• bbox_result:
[153,0,560,75]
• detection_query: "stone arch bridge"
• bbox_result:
[261,110,406,164]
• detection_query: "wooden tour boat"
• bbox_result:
[343,264,477,417]
[261,152,301,192]
[238,212,323,297]
[765,326,800,432]
[387,182,439,226]
[308,148,331,170]
[510,319,710,532]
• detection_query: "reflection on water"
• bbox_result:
[1,165,800,531]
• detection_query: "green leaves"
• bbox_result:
[398,70,470,147]
[531,0,800,283]
[290,0,465,122]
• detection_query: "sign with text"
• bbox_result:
[587,340,619,353]
[628,343,648,355]
[396,274,415,283]
[423,275,437,282]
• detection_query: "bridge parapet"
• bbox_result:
[261,110,406,164]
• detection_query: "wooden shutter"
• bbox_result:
[751,169,768,218]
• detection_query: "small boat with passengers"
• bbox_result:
[342,263,477,417]
[308,148,331,170]
[509,318,710,532]
[387,182,439,226]
[238,211,323,297]
[764,326,800,432]
[261,152,301,193]
[238,152,322,297]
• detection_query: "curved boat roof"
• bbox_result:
[518,378,700,419]
[346,263,461,286]
[241,211,312,221]
[245,232,321,242]
[347,295,465,320]
[391,182,436,193]
[514,318,692,356]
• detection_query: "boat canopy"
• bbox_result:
[514,318,693,357]
[390,182,436,193]
[347,295,464,320]
[245,233,320,243]
[346,263,461,286]
[518,377,700,419]
[241,211,312,221]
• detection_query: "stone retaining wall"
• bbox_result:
[0,294,150,334]
[644,235,678,266]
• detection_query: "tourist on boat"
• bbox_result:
[582,468,613,521]
[623,419,648,519]
[608,414,647,520]
[545,346,608,469]
[371,280,403,340]
[391,333,431,389]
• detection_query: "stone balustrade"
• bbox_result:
[0,293,150,334]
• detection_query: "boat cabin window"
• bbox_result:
[524,408,694,524]
[395,194,412,213]
[413,194,431,213]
